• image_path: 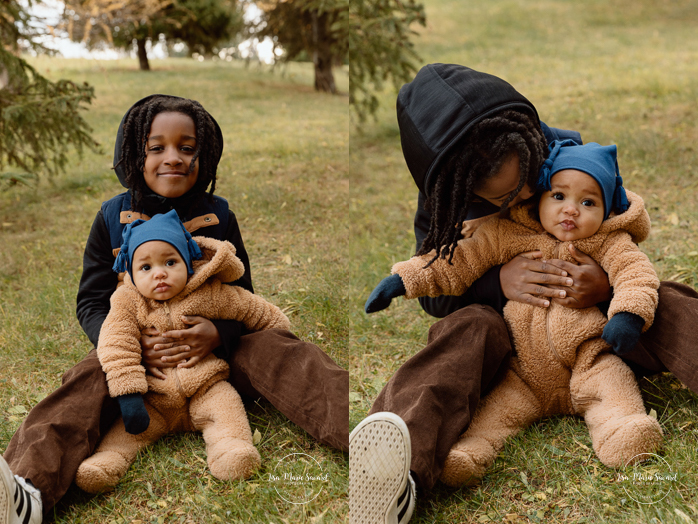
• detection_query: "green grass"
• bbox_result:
[350,0,698,523]
[0,57,348,523]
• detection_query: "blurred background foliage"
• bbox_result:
[1,0,99,184]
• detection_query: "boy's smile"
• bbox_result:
[131,241,189,301]
[538,169,605,241]
[144,112,199,199]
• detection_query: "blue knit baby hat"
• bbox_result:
[538,139,629,219]
[113,209,203,277]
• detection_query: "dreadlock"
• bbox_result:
[417,109,546,266]
[114,96,222,212]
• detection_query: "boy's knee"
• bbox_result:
[61,350,106,386]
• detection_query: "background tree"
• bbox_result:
[0,0,98,184]
[62,0,243,70]
[62,0,171,70]
[254,0,348,94]
[166,0,245,57]
[348,0,425,124]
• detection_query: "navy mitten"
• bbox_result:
[117,393,150,435]
[602,312,644,356]
[365,274,407,313]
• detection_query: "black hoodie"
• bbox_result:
[76,95,252,359]
[397,64,582,317]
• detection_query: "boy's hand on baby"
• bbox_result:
[602,312,644,356]
[158,316,221,368]
[500,252,573,308]
[141,327,182,370]
[141,318,221,371]
[546,245,612,309]
[117,393,150,435]
[365,274,406,313]
[141,328,180,378]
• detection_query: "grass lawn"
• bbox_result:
[0,57,348,523]
[350,0,698,523]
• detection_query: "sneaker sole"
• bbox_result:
[0,456,14,524]
[349,412,411,524]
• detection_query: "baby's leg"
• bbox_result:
[75,400,168,493]
[189,381,260,481]
[440,366,542,487]
[570,347,662,467]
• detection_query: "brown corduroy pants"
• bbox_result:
[3,329,348,513]
[369,281,698,492]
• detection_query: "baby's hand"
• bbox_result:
[117,393,150,435]
[365,274,406,313]
[602,312,644,356]
[145,365,167,380]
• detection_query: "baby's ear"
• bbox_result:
[217,240,245,281]
[224,241,245,280]
[230,254,245,280]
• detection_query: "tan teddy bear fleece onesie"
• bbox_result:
[75,236,290,493]
[392,190,663,486]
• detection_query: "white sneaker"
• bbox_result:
[0,455,42,524]
[349,412,416,524]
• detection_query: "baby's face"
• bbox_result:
[131,241,188,300]
[538,169,605,242]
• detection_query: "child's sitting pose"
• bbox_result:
[75,210,290,493]
[1,95,347,523]
[366,140,663,486]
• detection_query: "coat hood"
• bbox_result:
[595,189,650,243]
[113,94,224,189]
[397,64,540,197]
[182,236,245,297]
[123,236,245,300]
[510,189,651,244]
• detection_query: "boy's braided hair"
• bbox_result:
[115,96,222,212]
[418,109,547,266]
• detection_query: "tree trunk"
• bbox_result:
[136,38,150,71]
[310,10,336,94]
[0,64,9,90]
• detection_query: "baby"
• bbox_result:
[366,140,663,486]
[76,209,290,493]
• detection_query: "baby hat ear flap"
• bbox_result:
[537,139,579,191]
[178,219,203,271]
[610,147,629,214]
[113,218,147,273]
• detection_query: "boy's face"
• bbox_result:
[474,153,536,208]
[144,112,199,199]
[131,241,189,300]
[538,169,605,241]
